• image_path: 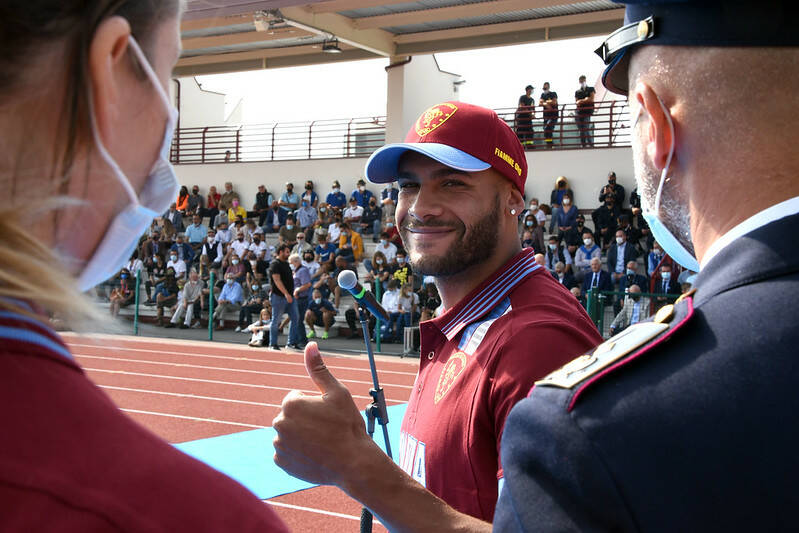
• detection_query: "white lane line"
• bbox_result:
[265,500,382,525]
[74,353,413,390]
[83,367,407,404]
[100,385,282,408]
[66,342,418,376]
[120,408,266,429]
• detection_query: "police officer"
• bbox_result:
[495,1,799,531]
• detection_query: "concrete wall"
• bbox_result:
[174,146,636,212]
[175,77,241,128]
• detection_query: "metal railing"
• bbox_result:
[169,101,631,165]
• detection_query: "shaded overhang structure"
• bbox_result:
[176,0,625,76]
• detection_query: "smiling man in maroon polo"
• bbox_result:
[273,102,601,531]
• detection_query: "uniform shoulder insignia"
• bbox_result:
[536,290,696,393]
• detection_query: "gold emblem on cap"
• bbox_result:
[654,304,674,324]
[637,20,649,39]
[415,102,458,137]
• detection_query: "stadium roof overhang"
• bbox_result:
[175,0,625,77]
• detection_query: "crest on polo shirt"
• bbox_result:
[434,351,467,404]
[415,102,458,137]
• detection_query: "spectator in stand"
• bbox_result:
[175,186,190,216]
[351,178,374,208]
[212,209,228,231]
[535,253,546,268]
[570,286,584,306]
[164,202,183,233]
[278,215,300,248]
[562,213,591,258]
[229,230,249,260]
[556,191,578,237]
[202,229,223,268]
[521,214,545,253]
[620,260,649,295]
[219,181,239,213]
[236,279,268,332]
[245,308,272,348]
[301,180,318,208]
[251,185,272,226]
[360,197,382,241]
[418,283,442,322]
[573,230,601,282]
[336,222,363,264]
[515,85,535,146]
[629,187,652,251]
[551,261,577,290]
[187,185,204,217]
[303,250,321,279]
[544,234,573,273]
[295,197,317,239]
[609,284,649,336]
[379,279,402,342]
[315,233,337,269]
[197,254,213,286]
[365,250,393,296]
[391,249,413,288]
[292,233,313,256]
[231,215,246,238]
[647,241,671,277]
[227,198,246,224]
[548,176,573,233]
[144,255,167,305]
[125,251,144,283]
[574,75,596,147]
[654,263,681,298]
[592,191,621,250]
[159,215,176,241]
[397,282,419,329]
[326,180,347,212]
[343,196,364,229]
[170,233,194,271]
[524,198,547,227]
[305,289,336,340]
[617,213,642,251]
[141,228,164,272]
[599,171,626,207]
[249,229,270,261]
[380,182,399,220]
[384,215,402,248]
[329,255,356,309]
[539,82,559,148]
[205,185,221,229]
[582,256,613,295]
[263,200,280,233]
[214,273,243,330]
[290,254,312,346]
[214,220,232,247]
[166,248,187,280]
[269,244,300,350]
[278,182,299,225]
[185,215,207,250]
[607,229,640,285]
[224,254,246,284]
[316,202,333,229]
[155,268,180,326]
[373,231,398,264]
[108,269,135,318]
[327,214,342,244]
[167,270,203,329]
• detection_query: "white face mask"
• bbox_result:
[232,259,239,265]
[77,37,179,291]
[314,298,322,305]
[616,237,624,245]
[583,238,593,246]
[562,198,571,205]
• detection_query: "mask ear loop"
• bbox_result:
[653,94,676,213]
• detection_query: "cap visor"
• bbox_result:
[365,142,490,183]
[601,49,630,96]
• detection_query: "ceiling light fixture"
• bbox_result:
[322,39,342,54]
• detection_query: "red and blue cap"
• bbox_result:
[597,0,799,95]
[364,101,527,193]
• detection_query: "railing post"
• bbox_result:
[558,104,564,147]
[235,126,242,162]
[608,101,615,147]
[173,127,180,164]
[346,118,354,158]
[208,271,215,341]
[201,126,209,163]
[133,269,141,336]
[271,123,277,161]
[375,277,382,352]
[308,120,316,159]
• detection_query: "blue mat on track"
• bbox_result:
[175,403,407,500]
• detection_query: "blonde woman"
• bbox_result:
[0,1,285,529]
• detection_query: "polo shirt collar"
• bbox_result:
[431,248,541,341]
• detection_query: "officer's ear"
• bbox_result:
[633,82,674,171]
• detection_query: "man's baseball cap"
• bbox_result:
[365,101,527,193]
[596,0,799,95]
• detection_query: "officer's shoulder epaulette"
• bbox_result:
[535,290,696,411]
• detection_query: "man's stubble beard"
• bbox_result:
[401,193,501,278]
[632,137,696,255]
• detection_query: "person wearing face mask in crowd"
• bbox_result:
[335,222,363,264]
[555,191,578,237]
[326,179,347,211]
[647,240,674,278]
[343,196,364,228]
[289,254,312,347]
[250,184,271,226]
[360,196,383,241]
[278,182,299,225]
[295,195,317,236]
[292,232,313,257]
[494,1,799,530]
[391,249,413,288]
[109,269,135,318]
[167,269,203,329]
[539,82,559,148]
[236,278,268,333]
[305,289,336,340]
[214,220,232,245]
[574,75,596,147]
[248,228,269,261]
[279,214,300,247]
[302,180,318,208]
[562,213,591,256]
[544,234,573,273]
[213,274,243,330]
[185,214,207,250]
[607,229,640,286]
[551,261,576,290]
[315,201,332,229]
[219,181,239,213]
[224,254,246,284]
[523,197,547,227]
[156,269,180,327]
[373,231,398,264]
[262,199,280,233]
[592,188,622,250]
[573,230,601,282]
[380,181,399,220]
[314,233,338,269]
[166,249,187,280]
[351,178,374,208]
[205,185,221,229]
[521,214,545,253]
[268,244,300,350]
[170,233,194,271]
[599,170,626,207]
[245,307,272,347]
[608,283,649,335]
[364,250,393,296]
[229,230,249,259]
[619,260,649,296]
[302,250,321,279]
[187,185,204,217]
[548,176,573,233]
[383,214,403,248]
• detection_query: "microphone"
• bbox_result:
[337,270,390,321]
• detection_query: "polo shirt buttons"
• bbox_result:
[428,351,435,360]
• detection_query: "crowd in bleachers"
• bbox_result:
[99,178,440,349]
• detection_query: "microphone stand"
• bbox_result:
[356,304,392,533]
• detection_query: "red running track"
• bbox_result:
[61,332,418,533]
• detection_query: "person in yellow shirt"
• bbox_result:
[336,222,363,263]
[227,198,247,223]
